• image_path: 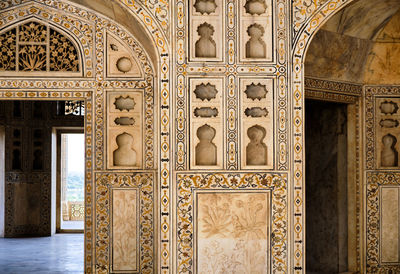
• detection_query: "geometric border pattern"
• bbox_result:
[305,77,362,97]
[176,172,288,273]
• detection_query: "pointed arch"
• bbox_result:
[291,0,356,272]
[0,17,83,76]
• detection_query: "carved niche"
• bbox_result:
[376,98,400,168]
[107,91,143,169]
[239,0,272,62]
[241,78,274,169]
[190,78,224,169]
[190,0,223,61]
[106,33,142,78]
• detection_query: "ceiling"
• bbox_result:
[305,0,400,84]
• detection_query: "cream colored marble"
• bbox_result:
[112,189,138,271]
[190,78,224,169]
[381,187,399,263]
[106,33,142,78]
[240,78,273,169]
[107,91,143,169]
[196,192,270,273]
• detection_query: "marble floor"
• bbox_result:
[0,233,84,273]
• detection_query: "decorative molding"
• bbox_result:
[305,89,358,103]
[305,77,362,96]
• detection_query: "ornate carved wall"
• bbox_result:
[0,0,398,273]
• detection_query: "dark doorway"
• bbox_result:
[305,99,348,273]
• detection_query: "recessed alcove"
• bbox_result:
[305,0,400,272]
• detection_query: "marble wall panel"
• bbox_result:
[239,0,273,62]
[107,91,143,169]
[375,97,400,169]
[190,78,224,169]
[14,182,40,226]
[381,187,400,263]
[112,188,138,272]
[196,191,270,273]
[240,78,274,169]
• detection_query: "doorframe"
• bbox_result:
[54,127,84,234]
[304,92,362,271]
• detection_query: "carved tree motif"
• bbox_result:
[0,21,80,73]
[19,45,46,71]
[0,29,16,70]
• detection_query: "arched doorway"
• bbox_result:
[0,1,160,272]
[300,0,400,272]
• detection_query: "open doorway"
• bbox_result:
[305,100,349,273]
[56,131,85,232]
[0,100,84,273]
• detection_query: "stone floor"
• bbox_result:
[0,233,84,273]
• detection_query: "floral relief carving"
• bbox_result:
[0,21,80,73]
[112,189,138,271]
[197,192,269,273]
[49,29,79,72]
[177,173,287,273]
[199,240,267,273]
[19,45,46,71]
[0,29,16,70]
[19,22,47,42]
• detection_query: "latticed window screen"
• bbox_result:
[0,21,80,72]
[57,101,85,116]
